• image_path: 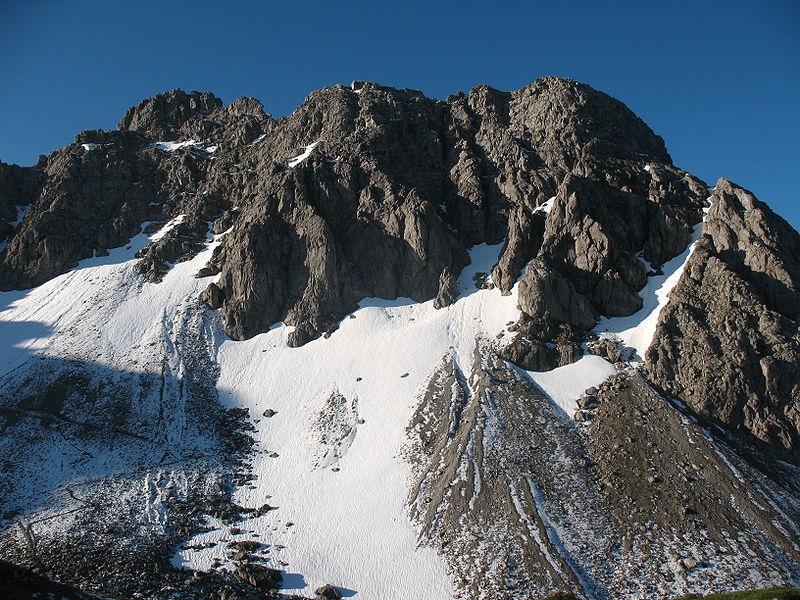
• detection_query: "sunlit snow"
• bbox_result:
[0,230,622,598]
[287,141,320,167]
[151,140,200,152]
[535,196,556,216]
[524,355,616,415]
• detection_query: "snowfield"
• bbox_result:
[5,221,697,599]
[174,243,525,598]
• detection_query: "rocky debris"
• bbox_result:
[0,300,259,600]
[234,563,282,591]
[585,370,800,579]
[587,336,624,363]
[315,583,342,599]
[0,559,101,599]
[573,409,591,423]
[407,347,612,598]
[472,271,493,290]
[680,558,697,570]
[196,263,220,277]
[228,540,262,553]
[311,391,360,469]
[646,179,800,463]
[407,346,800,599]
[499,314,583,371]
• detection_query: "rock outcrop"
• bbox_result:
[408,349,800,599]
[646,179,800,462]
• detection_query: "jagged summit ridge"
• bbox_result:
[1,77,694,346]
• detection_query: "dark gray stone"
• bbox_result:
[646,179,800,462]
[315,583,343,599]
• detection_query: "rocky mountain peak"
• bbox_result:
[510,76,672,164]
[116,88,223,140]
[0,78,709,345]
[1,78,799,600]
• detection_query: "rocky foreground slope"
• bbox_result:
[0,78,798,599]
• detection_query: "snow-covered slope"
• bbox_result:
[173,243,530,598]
[3,229,623,598]
[0,215,642,598]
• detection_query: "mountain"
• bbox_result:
[0,78,798,600]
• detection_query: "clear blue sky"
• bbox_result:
[2,0,798,229]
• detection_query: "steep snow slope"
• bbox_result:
[1,216,202,378]
[0,219,237,592]
[174,243,529,598]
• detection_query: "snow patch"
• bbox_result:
[522,355,617,415]
[534,196,556,216]
[150,140,200,152]
[149,214,186,242]
[287,142,320,167]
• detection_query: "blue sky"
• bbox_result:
[2,0,798,228]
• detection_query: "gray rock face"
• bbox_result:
[117,89,223,140]
[433,267,459,309]
[0,161,45,248]
[0,78,797,461]
[1,78,705,349]
[646,179,800,462]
